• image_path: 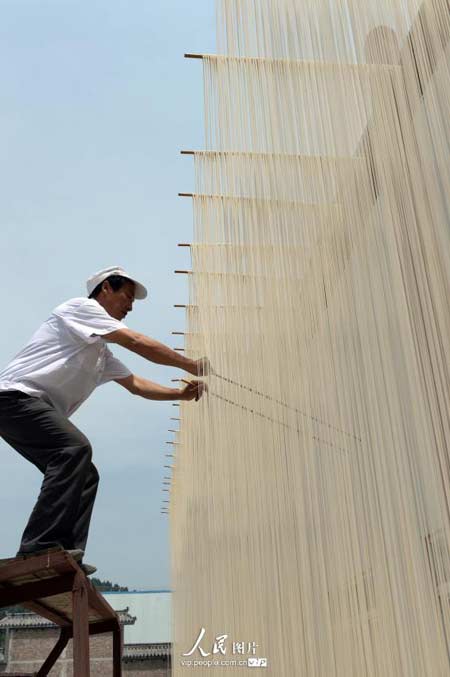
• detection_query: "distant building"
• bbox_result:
[104,590,171,673]
[0,590,171,675]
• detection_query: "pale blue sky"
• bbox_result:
[0,0,215,589]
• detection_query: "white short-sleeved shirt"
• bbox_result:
[0,298,132,417]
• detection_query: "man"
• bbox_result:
[0,266,206,575]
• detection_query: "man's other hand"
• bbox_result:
[179,380,208,401]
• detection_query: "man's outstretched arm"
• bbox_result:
[115,374,206,401]
[104,328,208,376]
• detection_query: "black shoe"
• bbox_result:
[65,549,85,562]
[81,563,97,576]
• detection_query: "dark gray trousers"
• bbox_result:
[0,390,99,554]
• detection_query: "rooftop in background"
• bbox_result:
[103,590,171,644]
[0,608,136,630]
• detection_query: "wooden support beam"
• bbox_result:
[36,627,72,676]
[113,625,123,677]
[86,580,118,620]
[25,599,73,627]
[72,571,90,676]
[88,619,119,636]
[0,573,75,608]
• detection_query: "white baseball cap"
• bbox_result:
[86,266,148,300]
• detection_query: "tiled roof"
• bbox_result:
[0,608,135,629]
[103,591,171,644]
[123,643,171,660]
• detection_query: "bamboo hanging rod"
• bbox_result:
[174,270,192,275]
[184,52,400,69]
[178,191,342,208]
[178,243,191,247]
[181,242,311,251]
[180,149,364,161]
[173,303,262,310]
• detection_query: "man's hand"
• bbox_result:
[115,374,208,402]
[104,329,212,377]
[186,357,212,377]
[179,380,208,402]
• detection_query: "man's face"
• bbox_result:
[101,279,136,321]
